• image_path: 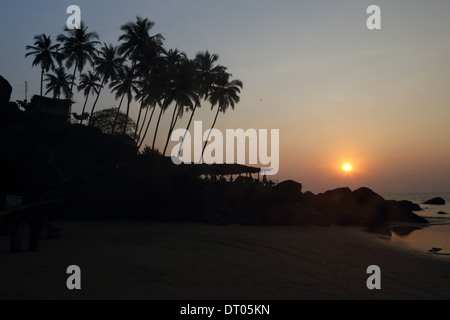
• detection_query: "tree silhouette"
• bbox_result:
[118,16,164,65]
[90,107,136,138]
[149,49,184,151]
[77,71,102,124]
[44,67,73,99]
[118,16,165,146]
[162,57,200,156]
[109,65,140,135]
[25,34,61,96]
[88,43,124,125]
[176,51,224,158]
[201,70,243,160]
[57,21,100,96]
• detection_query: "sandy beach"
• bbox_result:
[1,221,449,300]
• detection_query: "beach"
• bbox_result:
[1,221,449,300]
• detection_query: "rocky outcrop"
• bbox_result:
[263,186,428,229]
[423,197,446,205]
[276,180,302,199]
[398,200,422,211]
[0,75,12,106]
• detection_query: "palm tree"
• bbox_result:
[88,43,124,125]
[57,21,100,96]
[77,71,102,124]
[201,70,243,161]
[134,76,154,142]
[118,16,164,142]
[44,67,73,99]
[118,16,164,65]
[162,57,200,156]
[109,65,140,135]
[132,38,168,143]
[176,51,224,158]
[25,34,61,96]
[148,49,184,151]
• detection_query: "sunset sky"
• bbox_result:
[1,0,450,193]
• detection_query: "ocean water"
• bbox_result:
[382,193,450,255]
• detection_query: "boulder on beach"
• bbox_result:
[437,211,448,215]
[310,187,428,228]
[398,200,422,211]
[422,197,446,205]
[0,75,12,106]
[391,225,423,237]
[276,180,302,199]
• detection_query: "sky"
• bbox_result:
[1,0,450,193]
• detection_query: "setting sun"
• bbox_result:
[343,164,352,172]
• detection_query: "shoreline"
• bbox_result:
[1,220,449,300]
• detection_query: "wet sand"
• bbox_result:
[0,221,449,300]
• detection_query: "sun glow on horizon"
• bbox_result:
[343,164,352,172]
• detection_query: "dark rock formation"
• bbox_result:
[265,186,429,229]
[437,211,448,215]
[422,197,446,205]
[391,225,423,237]
[276,180,302,199]
[0,75,12,106]
[398,200,422,211]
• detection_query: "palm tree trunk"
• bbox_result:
[152,103,165,150]
[137,105,150,142]
[201,106,221,162]
[40,68,44,96]
[163,103,180,156]
[138,106,156,150]
[176,105,197,158]
[70,60,78,97]
[111,93,126,135]
[88,77,106,126]
[80,94,89,125]
[133,100,145,141]
[123,98,131,135]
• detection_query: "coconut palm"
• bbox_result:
[118,16,164,141]
[133,76,154,142]
[56,21,100,96]
[118,16,164,65]
[109,65,140,135]
[132,38,168,143]
[201,70,243,160]
[176,51,224,158]
[25,34,61,96]
[162,58,200,156]
[88,43,124,125]
[44,67,73,99]
[144,63,171,150]
[148,49,185,151]
[77,71,102,124]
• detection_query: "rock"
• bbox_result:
[276,180,302,199]
[422,197,446,205]
[353,187,385,205]
[429,247,442,253]
[0,75,12,106]
[391,225,423,237]
[437,211,448,215]
[398,200,422,211]
[385,200,428,224]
